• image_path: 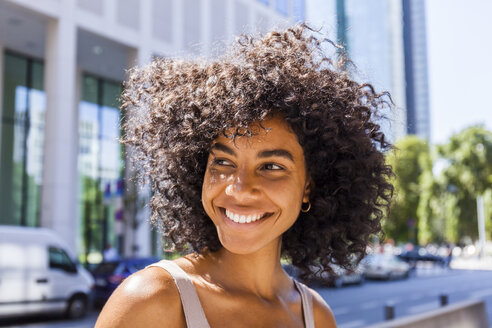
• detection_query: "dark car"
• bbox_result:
[91,257,160,306]
[397,247,446,268]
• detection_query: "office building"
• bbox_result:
[338,0,407,142]
[0,0,302,262]
[402,0,430,139]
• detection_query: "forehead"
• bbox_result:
[213,116,303,155]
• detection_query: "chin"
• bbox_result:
[217,235,266,255]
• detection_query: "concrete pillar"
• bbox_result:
[0,43,4,147]
[138,0,153,65]
[41,0,79,253]
[174,0,184,50]
[132,0,153,257]
[105,0,117,25]
[74,68,83,253]
[202,0,212,57]
[226,0,234,43]
[121,0,154,258]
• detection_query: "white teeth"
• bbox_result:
[224,209,266,224]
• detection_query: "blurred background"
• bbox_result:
[0,0,491,327]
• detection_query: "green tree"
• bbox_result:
[385,136,431,243]
[484,189,492,240]
[437,125,492,242]
[416,149,445,244]
[80,176,104,262]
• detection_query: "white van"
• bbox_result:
[0,226,94,319]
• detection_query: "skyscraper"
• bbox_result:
[402,0,430,139]
[335,0,408,142]
[309,0,430,141]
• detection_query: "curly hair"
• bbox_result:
[122,25,393,278]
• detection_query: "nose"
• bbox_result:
[225,167,259,201]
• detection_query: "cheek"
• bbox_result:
[203,170,229,190]
[266,178,305,211]
[202,170,231,209]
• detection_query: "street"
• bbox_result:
[0,311,99,328]
[319,268,492,328]
[1,268,491,328]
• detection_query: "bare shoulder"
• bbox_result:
[95,264,185,328]
[308,287,337,328]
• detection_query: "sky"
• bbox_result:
[306,0,492,145]
[426,0,492,145]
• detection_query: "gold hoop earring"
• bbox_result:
[301,201,311,213]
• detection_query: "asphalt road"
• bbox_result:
[1,267,491,328]
[316,267,492,328]
[0,311,99,328]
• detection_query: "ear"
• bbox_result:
[302,177,314,203]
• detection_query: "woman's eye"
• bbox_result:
[211,158,233,167]
[262,163,284,171]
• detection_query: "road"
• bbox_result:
[317,268,492,328]
[1,268,490,327]
[0,311,99,328]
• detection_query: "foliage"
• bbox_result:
[416,152,444,244]
[437,125,492,242]
[484,189,492,240]
[80,176,104,259]
[385,136,431,243]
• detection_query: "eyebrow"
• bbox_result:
[211,142,236,156]
[211,142,295,162]
[257,149,294,162]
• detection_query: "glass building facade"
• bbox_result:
[402,0,430,139]
[292,0,306,22]
[344,0,392,92]
[1,0,299,260]
[0,50,124,260]
[78,75,123,260]
[0,52,45,227]
[334,0,407,142]
[256,0,305,21]
[276,0,289,15]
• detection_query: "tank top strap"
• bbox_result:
[147,260,210,328]
[294,280,316,328]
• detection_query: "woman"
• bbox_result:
[95,25,393,327]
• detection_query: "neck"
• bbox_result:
[192,238,293,300]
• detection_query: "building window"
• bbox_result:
[0,51,45,227]
[293,0,305,22]
[78,74,123,264]
[276,0,288,15]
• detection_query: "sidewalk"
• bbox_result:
[450,256,492,271]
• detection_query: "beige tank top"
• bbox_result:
[147,260,315,328]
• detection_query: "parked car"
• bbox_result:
[397,247,446,268]
[321,264,365,288]
[0,226,94,320]
[91,257,160,306]
[283,263,364,288]
[362,254,411,280]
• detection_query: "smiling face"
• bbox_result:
[201,116,312,255]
